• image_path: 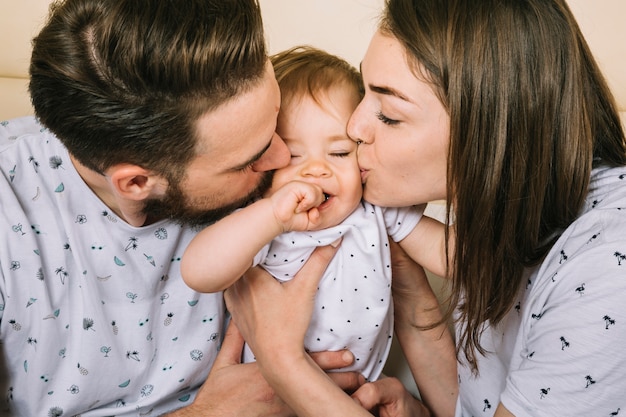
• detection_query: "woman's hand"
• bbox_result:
[352,377,431,417]
[391,239,442,330]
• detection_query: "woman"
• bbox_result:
[225,0,626,416]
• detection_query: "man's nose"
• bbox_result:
[252,133,290,172]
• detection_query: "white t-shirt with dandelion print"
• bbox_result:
[455,165,626,417]
[0,116,225,416]
[245,201,424,381]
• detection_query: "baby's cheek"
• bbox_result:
[266,168,295,197]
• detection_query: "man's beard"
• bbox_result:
[142,171,274,228]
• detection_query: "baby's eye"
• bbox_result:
[330,151,351,158]
[376,111,399,126]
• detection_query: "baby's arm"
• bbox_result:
[181,181,326,293]
[398,215,451,278]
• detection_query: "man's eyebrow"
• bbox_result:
[231,138,272,171]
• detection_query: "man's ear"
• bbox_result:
[107,164,168,201]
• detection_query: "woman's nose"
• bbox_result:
[347,101,371,145]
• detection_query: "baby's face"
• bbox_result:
[270,86,362,229]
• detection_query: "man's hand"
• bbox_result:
[164,320,363,416]
[164,321,289,417]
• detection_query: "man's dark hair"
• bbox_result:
[30,0,267,181]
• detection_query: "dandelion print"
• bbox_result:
[49,156,63,169]
[48,406,63,417]
[83,318,95,331]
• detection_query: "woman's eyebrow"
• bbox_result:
[368,84,412,103]
[360,61,412,102]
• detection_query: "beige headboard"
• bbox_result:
[1,0,624,124]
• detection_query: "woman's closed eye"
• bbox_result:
[376,110,399,126]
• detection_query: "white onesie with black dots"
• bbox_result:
[244,202,424,381]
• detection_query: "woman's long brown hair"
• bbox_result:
[382,0,626,373]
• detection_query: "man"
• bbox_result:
[0,0,358,415]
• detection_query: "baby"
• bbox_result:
[181,46,440,381]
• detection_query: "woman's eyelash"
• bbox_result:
[376,111,399,125]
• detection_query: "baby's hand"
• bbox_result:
[270,181,324,232]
